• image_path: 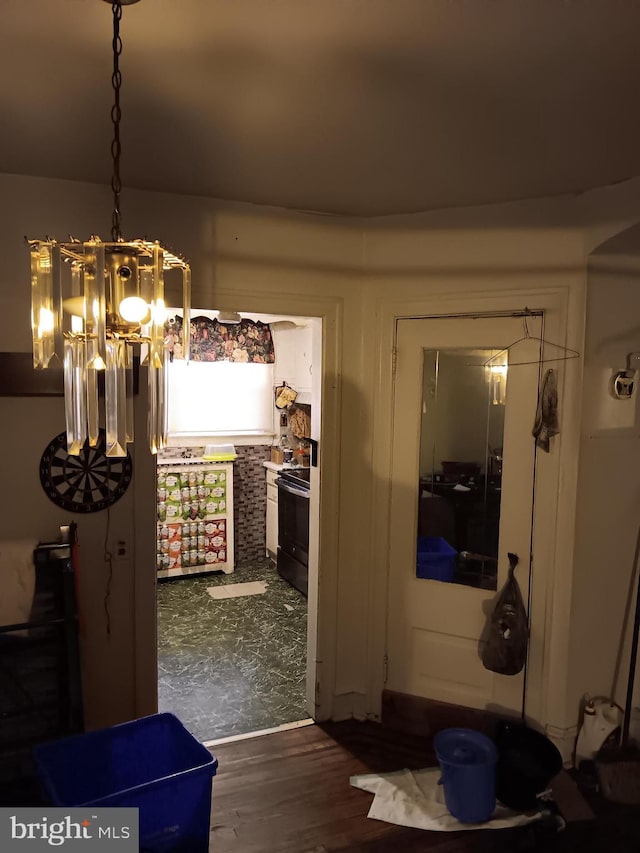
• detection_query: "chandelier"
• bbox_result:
[28,0,190,458]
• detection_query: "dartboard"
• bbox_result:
[39,430,132,513]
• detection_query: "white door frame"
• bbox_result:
[366,285,583,757]
[387,313,541,714]
[133,287,343,725]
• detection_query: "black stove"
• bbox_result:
[276,467,310,596]
[278,467,310,490]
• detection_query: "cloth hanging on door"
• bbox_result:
[532,369,559,452]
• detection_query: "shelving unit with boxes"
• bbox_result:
[156,460,235,578]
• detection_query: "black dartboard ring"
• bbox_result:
[39,429,132,513]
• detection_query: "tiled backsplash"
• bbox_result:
[157,446,206,461]
[233,445,272,563]
[157,444,271,565]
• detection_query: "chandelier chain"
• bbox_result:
[110,1,123,241]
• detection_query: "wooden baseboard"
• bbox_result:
[381,689,517,741]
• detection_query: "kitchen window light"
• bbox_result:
[166,360,275,441]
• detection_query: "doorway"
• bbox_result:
[154,310,322,742]
[386,313,543,716]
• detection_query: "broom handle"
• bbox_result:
[622,525,640,746]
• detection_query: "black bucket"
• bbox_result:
[494,721,563,811]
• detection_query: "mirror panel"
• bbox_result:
[417,349,507,590]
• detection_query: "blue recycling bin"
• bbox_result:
[416,536,457,581]
[34,712,218,852]
[434,728,497,823]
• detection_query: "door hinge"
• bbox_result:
[391,348,397,377]
[383,653,389,684]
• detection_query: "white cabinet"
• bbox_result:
[273,325,313,396]
[294,325,313,394]
[265,466,279,560]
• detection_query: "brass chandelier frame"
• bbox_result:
[28,2,191,458]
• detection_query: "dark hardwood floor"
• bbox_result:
[208,720,640,853]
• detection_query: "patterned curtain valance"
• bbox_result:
[164,315,275,364]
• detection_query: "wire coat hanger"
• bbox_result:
[484,311,581,367]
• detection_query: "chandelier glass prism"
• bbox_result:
[27,0,190,458]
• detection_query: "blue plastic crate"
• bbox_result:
[416,536,457,581]
[34,712,217,853]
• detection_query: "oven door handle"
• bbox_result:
[276,479,311,499]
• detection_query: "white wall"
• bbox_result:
[4,169,640,742]
[357,218,588,748]
[0,173,364,729]
[0,176,142,729]
[568,234,640,731]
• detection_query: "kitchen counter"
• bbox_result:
[263,461,311,473]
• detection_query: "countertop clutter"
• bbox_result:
[202,443,237,461]
[270,444,311,467]
[263,461,309,473]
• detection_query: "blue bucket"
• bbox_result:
[434,728,498,823]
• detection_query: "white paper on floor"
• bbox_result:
[350,767,541,832]
[206,581,268,600]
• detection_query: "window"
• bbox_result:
[166,360,275,440]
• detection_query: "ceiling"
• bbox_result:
[1,0,639,218]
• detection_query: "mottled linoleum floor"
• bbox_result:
[157,560,308,742]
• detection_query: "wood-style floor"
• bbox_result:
[208,720,640,853]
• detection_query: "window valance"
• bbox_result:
[165,315,275,364]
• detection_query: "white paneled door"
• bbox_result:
[386,315,542,715]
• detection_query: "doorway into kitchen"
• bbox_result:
[154,310,321,743]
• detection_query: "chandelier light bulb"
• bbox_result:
[119,295,149,323]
